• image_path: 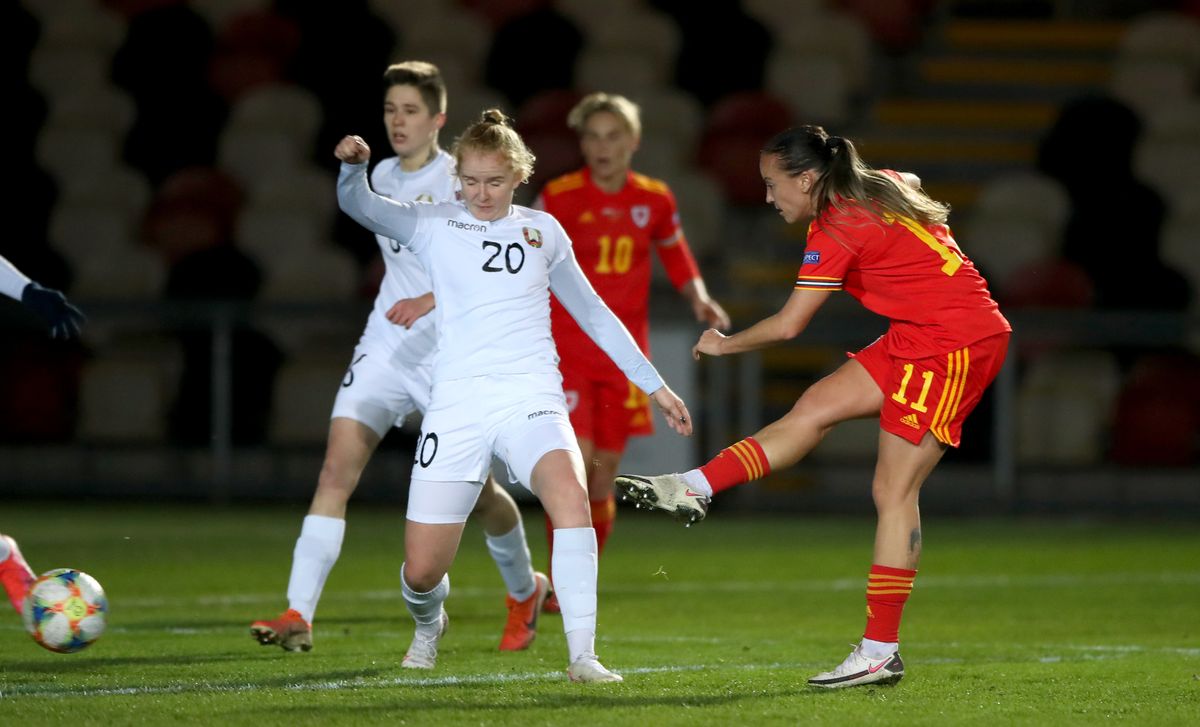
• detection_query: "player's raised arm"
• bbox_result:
[335,135,420,244]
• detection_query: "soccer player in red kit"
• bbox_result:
[618,125,1011,688]
[536,93,729,611]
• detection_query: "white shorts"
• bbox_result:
[411,372,580,492]
[329,345,432,437]
[406,479,484,524]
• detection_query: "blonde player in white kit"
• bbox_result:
[251,63,547,655]
[336,110,693,683]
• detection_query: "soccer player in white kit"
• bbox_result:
[250,63,546,655]
[1,255,83,615]
[0,254,85,339]
[335,110,694,682]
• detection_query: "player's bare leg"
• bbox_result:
[400,521,466,669]
[809,431,943,689]
[251,418,379,651]
[532,450,622,683]
[619,360,882,522]
[474,477,546,650]
[548,440,622,612]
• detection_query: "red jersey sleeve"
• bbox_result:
[650,186,700,289]
[794,222,855,291]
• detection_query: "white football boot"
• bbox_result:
[615,473,709,525]
[567,654,624,683]
[807,643,905,688]
[401,609,449,670]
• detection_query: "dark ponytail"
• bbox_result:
[762,125,949,226]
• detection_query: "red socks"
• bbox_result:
[863,564,917,643]
[590,495,616,554]
[699,437,771,495]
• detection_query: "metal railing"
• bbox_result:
[2,302,1197,509]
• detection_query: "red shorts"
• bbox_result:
[851,333,1010,447]
[560,363,653,453]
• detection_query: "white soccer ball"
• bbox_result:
[22,568,108,653]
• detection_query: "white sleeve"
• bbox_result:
[337,162,419,244]
[549,249,665,396]
[0,255,31,301]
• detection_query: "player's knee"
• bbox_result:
[871,476,918,511]
[781,399,834,437]
[402,561,446,593]
[316,457,360,497]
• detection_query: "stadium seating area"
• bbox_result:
[3,0,1199,473]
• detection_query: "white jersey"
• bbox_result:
[0,255,31,300]
[338,162,664,394]
[360,150,458,363]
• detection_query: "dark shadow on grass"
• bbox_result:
[234,685,810,715]
[2,651,269,672]
[0,667,393,697]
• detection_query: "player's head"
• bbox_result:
[452,108,536,221]
[382,61,448,164]
[760,124,948,225]
[568,92,641,185]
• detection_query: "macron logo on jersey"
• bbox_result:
[803,251,821,265]
[448,219,488,233]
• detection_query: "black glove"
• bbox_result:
[21,282,86,339]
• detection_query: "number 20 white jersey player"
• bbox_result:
[337,162,664,498]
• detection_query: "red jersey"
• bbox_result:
[794,200,1011,358]
[538,167,699,375]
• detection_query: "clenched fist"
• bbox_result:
[334,135,371,164]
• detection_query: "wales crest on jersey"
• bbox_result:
[631,205,651,228]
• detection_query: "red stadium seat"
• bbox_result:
[208,11,301,101]
[697,91,793,205]
[1110,353,1200,466]
[999,257,1094,309]
[515,89,584,137]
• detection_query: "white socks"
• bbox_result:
[286,515,345,623]
[552,527,598,663]
[681,469,713,497]
[485,522,537,601]
[861,638,899,659]
[401,563,449,638]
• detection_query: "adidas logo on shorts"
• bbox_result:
[900,413,921,429]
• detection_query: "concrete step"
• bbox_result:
[942,20,1126,52]
[856,136,1037,164]
[873,99,1058,131]
[919,57,1111,87]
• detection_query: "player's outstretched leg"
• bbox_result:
[807,643,905,689]
[615,473,709,525]
[0,535,35,614]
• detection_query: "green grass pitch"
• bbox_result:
[1,502,1197,725]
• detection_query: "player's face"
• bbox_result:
[458,149,522,221]
[383,84,445,165]
[579,111,639,185]
[760,153,815,223]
